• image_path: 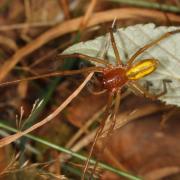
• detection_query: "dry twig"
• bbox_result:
[79,0,98,30]
[0,8,180,82]
[0,73,94,148]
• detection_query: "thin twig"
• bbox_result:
[65,107,105,149]
[0,73,94,148]
[0,7,180,81]
[0,122,141,180]
[61,103,167,162]
[108,0,180,13]
[59,0,71,19]
[0,35,18,51]
[65,91,130,149]
[0,22,58,31]
[24,0,31,21]
[80,0,98,30]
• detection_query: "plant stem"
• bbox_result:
[108,0,180,13]
[0,122,142,180]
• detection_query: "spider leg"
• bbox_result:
[145,81,153,91]
[81,92,114,180]
[127,29,180,67]
[105,89,121,136]
[128,79,172,100]
[88,89,107,95]
[109,28,123,66]
[89,89,121,180]
[0,66,103,87]
[59,53,112,67]
[154,79,172,98]
[86,75,108,95]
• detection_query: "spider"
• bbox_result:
[59,28,180,179]
[0,27,180,179]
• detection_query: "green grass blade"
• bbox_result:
[108,0,180,13]
[0,122,142,180]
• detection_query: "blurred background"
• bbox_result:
[0,0,180,179]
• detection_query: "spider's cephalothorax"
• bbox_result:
[101,59,158,92]
[102,67,128,92]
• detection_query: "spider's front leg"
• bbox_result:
[109,28,122,66]
[127,29,180,67]
[59,53,112,67]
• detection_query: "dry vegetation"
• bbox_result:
[0,0,180,179]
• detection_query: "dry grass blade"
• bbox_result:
[80,0,98,30]
[0,73,93,148]
[0,35,18,51]
[60,0,71,19]
[144,166,180,180]
[68,104,167,152]
[102,104,168,137]
[0,8,180,82]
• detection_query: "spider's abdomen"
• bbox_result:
[126,59,158,80]
[102,67,128,92]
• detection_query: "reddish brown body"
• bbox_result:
[102,67,128,92]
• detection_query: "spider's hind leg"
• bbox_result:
[155,79,172,98]
[144,81,153,91]
[128,79,172,100]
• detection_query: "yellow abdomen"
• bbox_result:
[126,59,158,80]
